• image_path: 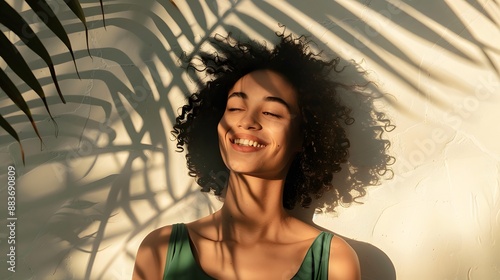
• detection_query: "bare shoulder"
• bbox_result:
[132,225,173,280]
[328,235,361,280]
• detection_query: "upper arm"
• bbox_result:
[328,235,361,280]
[132,226,173,280]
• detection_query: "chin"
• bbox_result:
[226,163,261,174]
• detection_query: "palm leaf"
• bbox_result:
[63,0,91,56]
[0,0,106,163]
[0,68,43,146]
[99,0,106,27]
[0,114,24,164]
[26,0,80,78]
[0,32,56,122]
[0,0,65,103]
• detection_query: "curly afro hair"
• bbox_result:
[172,30,391,210]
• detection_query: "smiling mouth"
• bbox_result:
[232,138,266,148]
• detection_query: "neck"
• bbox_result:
[216,172,291,243]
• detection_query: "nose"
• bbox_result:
[237,112,262,130]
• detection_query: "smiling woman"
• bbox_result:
[133,31,392,279]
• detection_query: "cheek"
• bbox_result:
[217,115,232,147]
[217,119,228,162]
[217,119,226,143]
[217,115,229,140]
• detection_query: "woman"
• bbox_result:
[133,32,373,279]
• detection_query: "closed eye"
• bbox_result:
[263,112,281,118]
[228,108,243,112]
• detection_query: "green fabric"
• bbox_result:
[163,223,214,279]
[291,228,333,280]
[163,223,333,280]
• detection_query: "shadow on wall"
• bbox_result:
[1,0,497,279]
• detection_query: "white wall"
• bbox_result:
[1,1,499,279]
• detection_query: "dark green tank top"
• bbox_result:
[163,223,333,279]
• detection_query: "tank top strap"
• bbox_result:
[163,223,215,280]
[292,231,334,280]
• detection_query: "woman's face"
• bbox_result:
[217,69,302,179]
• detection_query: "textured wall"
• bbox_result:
[1,1,499,279]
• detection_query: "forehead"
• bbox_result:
[229,70,298,105]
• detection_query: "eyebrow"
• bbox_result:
[228,91,291,112]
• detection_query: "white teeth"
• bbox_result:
[233,138,265,148]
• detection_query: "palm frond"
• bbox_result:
[63,0,91,56]
[0,0,105,163]
[0,68,43,163]
[26,0,80,78]
[0,114,24,164]
[0,0,64,103]
[0,32,53,118]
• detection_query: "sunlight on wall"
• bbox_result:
[0,0,498,279]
